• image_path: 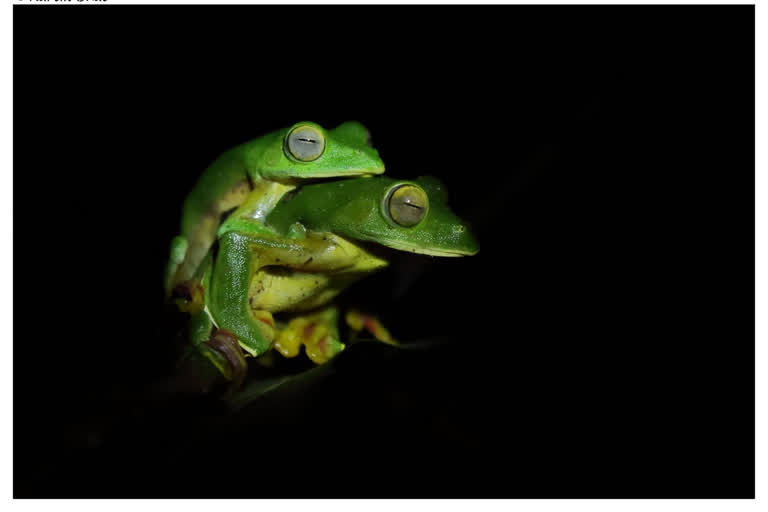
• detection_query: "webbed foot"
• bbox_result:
[274,307,345,365]
[345,309,399,346]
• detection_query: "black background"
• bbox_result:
[14,5,754,499]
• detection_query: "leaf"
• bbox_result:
[225,337,448,412]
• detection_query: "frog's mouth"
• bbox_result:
[361,239,475,258]
[272,168,385,182]
[385,243,473,257]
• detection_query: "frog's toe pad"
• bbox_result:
[304,330,344,365]
[251,310,276,343]
[170,236,188,264]
[274,318,344,364]
[345,309,398,346]
[172,281,205,313]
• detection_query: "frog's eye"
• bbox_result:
[387,185,429,227]
[285,125,326,162]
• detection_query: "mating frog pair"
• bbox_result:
[165,121,478,388]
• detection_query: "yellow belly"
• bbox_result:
[247,267,369,313]
[246,234,391,315]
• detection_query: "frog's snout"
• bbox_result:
[455,223,480,256]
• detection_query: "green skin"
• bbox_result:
[266,176,478,257]
[165,121,385,296]
[190,175,478,378]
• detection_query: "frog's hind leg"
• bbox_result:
[274,306,345,365]
[209,229,364,363]
[176,250,250,394]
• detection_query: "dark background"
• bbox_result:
[14,5,754,498]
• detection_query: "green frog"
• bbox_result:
[177,175,479,389]
[165,121,385,297]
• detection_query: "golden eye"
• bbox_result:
[388,185,428,227]
[286,125,325,162]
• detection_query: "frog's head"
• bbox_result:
[268,176,479,257]
[253,121,385,182]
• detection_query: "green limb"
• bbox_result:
[185,309,248,394]
[208,230,363,358]
[176,253,248,392]
[164,235,188,297]
[189,310,214,346]
[208,231,275,358]
[274,305,345,365]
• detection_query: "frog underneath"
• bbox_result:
[180,176,479,388]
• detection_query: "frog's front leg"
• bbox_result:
[208,230,363,361]
[164,236,188,298]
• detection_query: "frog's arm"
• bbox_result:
[208,229,366,357]
[164,235,188,297]
[164,149,254,296]
[169,180,297,296]
[166,151,299,297]
[179,136,277,240]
